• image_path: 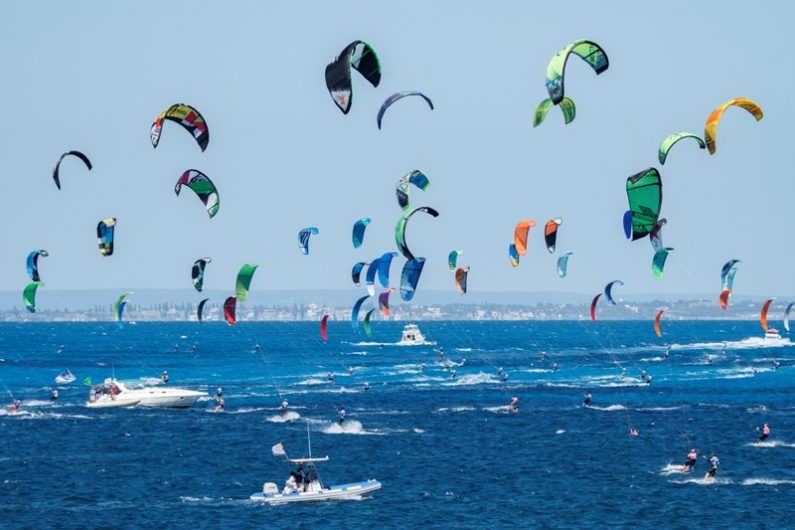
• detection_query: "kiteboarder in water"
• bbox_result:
[337,407,346,425]
[705,453,719,479]
[682,449,698,472]
[280,399,289,417]
[757,423,771,441]
[583,393,592,407]
[508,396,519,413]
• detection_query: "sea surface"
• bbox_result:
[1,320,794,529]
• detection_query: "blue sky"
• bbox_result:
[1,1,793,303]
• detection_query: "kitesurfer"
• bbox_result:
[363,382,369,392]
[253,344,261,353]
[629,428,639,437]
[640,369,646,380]
[508,396,519,413]
[8,399,21,413]
[160,370,169,383]
[551,362,559,372]
[450,369,457,380]
[89,386,97,402]
[705,453,719,479]
[50,389,58,401]
[280,399,289,417]
[682,449,697,472]
[419,363,425,373]
[214,396,225,412]
[540,352,547,361]
[348,366,354,375]
[663,348,670,360]
[57,345,65,353]
[327,373,335,384]
[215,387,223,399]
[500,372,509,383]
[758,423,771,441]
[583,393,592,407]
[337,407,346,425]
[497,367,504,376]
[774,360,781,370]
[620,367,627,378]
[646,375,653,385]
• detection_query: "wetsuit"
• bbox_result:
[707,456,719,477]
[759,426,770,441]
[684,452,697,470]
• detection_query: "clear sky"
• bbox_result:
[1,1,793,303]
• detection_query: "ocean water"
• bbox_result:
[1,320,794,529]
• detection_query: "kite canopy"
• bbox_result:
[557,251,573,279]
[784,302,794,332]
[378,252,398,288]
[235,264,258,302]
[719,289,732,310]
[352,218,371,248]
[400,257,426,301]
[298,227,319,255]
[720,260,741,291]
[704,98,763,155]
[544,218,562,253]
[396,170,430,211]
[224,296,237,326]
[604,280,623,305]
[363,309,375,338]
[365,258,380,296]
[114,292,132,327]
[658,132,705,164]
[654,307,667,338]
[650,219,667,253]
[652,248,674,279]
[622,210,632,240]
[514,220,536,256]
[352,262,367,286]
[351,295,370,331]
[448,250,462,271]
[545,40,609,105]
[175,170,220,218]
[97,218,117,256]
[760,298,774,333]
[455,266,470,295]
[52,150,92,190]
[151,103,209,151]
[533,97,576,127]
[197,298,209,323]
[377,91,434,129]
[320,315,329,341]
[508,244,520,267]
[395,206,439,261]
[192,258,212,292]
[23,281,43,313]
[626,168,662,241]
[590,293,603,321]
[325,40,381,114]
[26,250,49,282]
[378,288,396,317]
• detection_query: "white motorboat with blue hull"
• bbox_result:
[251,442,382,504]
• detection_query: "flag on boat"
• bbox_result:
[55,369,76,385]
[83,376,92,386]
[272,443,286,458]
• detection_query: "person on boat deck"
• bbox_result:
[508,396,519,413]
[706,453,719,478]
[160,370,169,383]
[363,382,370,392]
[50,389,58,401]
[337,407,346,425]
[283,472,298,494]
[89,386,97,402]
[215,396,225,412]
[683,448,698,472]
[583,393,592,407]
[758,423,771,441]
[280,399,289,416]
[109,383,119,400]
[296,464,305,491]
[8,399,21,412]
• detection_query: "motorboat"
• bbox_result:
[86,378,206,409]
[250,433,381,504]
[398,324,434,346]
[765,328,782,340]
[85,380,140,409]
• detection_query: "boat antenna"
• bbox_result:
[306,421,313,458]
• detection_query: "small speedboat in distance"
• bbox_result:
[250,456,381,504]
[765,328,782,340]
[398,324,434,346]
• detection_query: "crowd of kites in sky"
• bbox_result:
[21,38,781,338]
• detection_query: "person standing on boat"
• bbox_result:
[295,464,305,491]
[757,423,771,441]
[160,370,169,384]
[337,406,346,425]
[109,383,119,400]
[283,472,298,494]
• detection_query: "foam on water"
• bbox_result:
[741,478,795,486]
[266,411,301,423]
[587,404,627,412]
[747,440,795,448]
[671,337,792,351]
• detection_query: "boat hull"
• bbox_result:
[250,480,381,504]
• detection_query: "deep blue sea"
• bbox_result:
[1,320,794,529]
